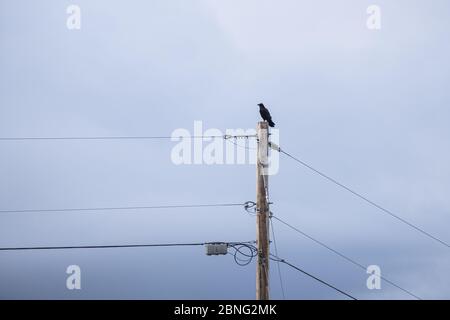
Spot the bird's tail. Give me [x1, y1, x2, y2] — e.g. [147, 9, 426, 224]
[268, 120, 275, 127]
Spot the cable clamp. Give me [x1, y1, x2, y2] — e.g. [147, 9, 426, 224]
[268, 142, 281, 152]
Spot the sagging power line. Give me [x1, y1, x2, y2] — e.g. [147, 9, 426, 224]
[271, 145, 450, 249]
[269, 253, 357, 300]
[0, 238, 355, 300]
[270, 214, 421, 300]
[0, 241, 257, 252]
[0, 202, 249, 214]
[0, 134, 257, 141]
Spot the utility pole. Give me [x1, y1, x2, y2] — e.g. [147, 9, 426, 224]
[256, 121, 270, 300]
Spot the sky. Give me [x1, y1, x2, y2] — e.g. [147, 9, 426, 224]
[0, 0, 449, 299]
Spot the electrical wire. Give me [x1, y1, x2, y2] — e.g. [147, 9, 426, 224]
[270, 217, 286, 299]
[0, 202, 247, 214]
[278, 148, 450, 249]
[227, 241, 355, 300]
[271, 214, 421, 300]
[243, 201, 257, 216]
[0, 241, 256, 252]
[269, 253, 357, 300]
[0, 135, 257, 141]
[0, 136, 209, 141]
[228, 243, 258, 266]
[0, 242, 206, 251]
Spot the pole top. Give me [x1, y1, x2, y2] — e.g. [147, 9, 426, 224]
[258, 121, 269, 128]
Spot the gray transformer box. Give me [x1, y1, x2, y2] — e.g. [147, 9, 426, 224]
[205, 243, 228, 255]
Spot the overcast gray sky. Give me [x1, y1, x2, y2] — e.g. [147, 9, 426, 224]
[1, 0, 449, 299]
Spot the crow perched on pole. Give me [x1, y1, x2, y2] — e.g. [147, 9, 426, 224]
[258, 103, 275, 127]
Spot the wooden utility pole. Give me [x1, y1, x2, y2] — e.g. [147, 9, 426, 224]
[256, 121, 270, 300]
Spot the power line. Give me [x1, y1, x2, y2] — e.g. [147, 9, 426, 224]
[0, 241, 256, 252]
[228, 243, 259, 266]
[278, 148, 450, 249]
[271, 214, 421, 300]
[0, 135, 257, 141]
[0, 242, 206, 251]
[228, 241, 356, 300]
[269, 217, 286, 299]
[269, 253, 357, 300]
[0, 202, 246, 214]
[0, 136, 206, 141]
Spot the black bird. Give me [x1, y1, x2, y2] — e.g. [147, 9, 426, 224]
[258, 103, 275, 127]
